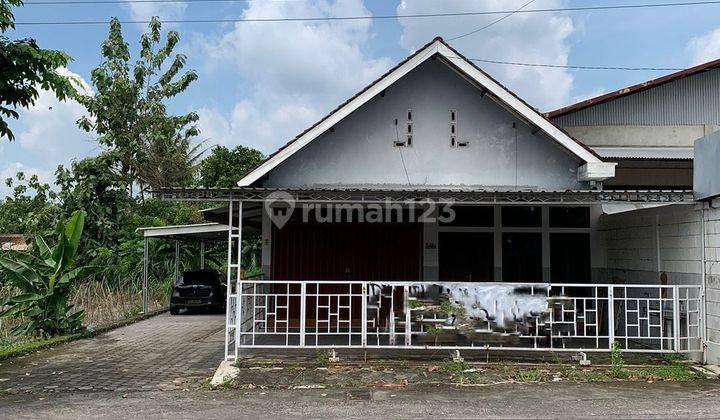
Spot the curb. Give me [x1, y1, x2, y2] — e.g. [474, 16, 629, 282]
[0, 307, 168, 361]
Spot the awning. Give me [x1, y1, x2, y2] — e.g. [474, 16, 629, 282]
[592, 147, 693, 160]
[136, 223, 229, 242]
[156, 187, 695, 205]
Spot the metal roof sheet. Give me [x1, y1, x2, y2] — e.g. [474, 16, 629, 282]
[592, 147, 693, 160]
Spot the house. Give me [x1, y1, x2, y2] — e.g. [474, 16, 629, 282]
[159, 37, 712, 362]
[0, 234, 28, 251]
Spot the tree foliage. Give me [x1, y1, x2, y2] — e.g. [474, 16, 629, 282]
[0, 0, 76, 141]
[199, 145, 264, 188]
[0, 211, 96, 337]
[76, 17, 201, 195]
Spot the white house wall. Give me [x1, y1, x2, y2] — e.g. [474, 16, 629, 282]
[702, 201, 720, 363]
[262, 59, 584, 190]
[599, 204, 702, 286]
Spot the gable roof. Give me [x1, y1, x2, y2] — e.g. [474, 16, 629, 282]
[546, 58, 720, 119]
[238, 37, 607, 187]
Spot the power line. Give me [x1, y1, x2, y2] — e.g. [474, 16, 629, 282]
[466, 57, 684, 71]
[14, 0, 720, 25]
[448, 0, 536, 41]
[24, 0, 297, 4]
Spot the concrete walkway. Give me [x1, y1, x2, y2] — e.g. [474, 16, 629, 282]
[0, 313, 225, 394]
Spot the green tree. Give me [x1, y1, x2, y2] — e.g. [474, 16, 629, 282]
[76, 16, 201, 197]
[199, 145, 264, 188]
[0, 0, 76, 141]
[0, 211, 96, 337]
[0, 172, 60, 237]
[55, 152, 136, 252]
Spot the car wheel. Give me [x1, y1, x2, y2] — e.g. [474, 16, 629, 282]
[170, 307, 180, 315]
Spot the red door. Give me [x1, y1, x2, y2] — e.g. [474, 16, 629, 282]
[272, 222, 422, 281]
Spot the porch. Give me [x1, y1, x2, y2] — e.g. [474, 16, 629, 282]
[158, 187, 702, 360]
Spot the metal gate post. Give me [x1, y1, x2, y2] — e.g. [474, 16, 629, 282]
[608, 285, 615, 349]
[404, 285, 411, 346]
[235, 201, 243, 360]
[174, 240, 180, 281]
[200, 241, 205, 269]
[224, 199, 234, 360]
[361, 283, 367, 348]
[674, 285, 681, 352]
[300, 282, 306, 347]
[142, 237, 149, 314]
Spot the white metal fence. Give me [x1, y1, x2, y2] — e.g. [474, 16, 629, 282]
[224, 281, 702, 360]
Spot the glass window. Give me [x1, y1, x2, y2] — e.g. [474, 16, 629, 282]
[502, 232, 542, 282]
[439, 232, 493, 281]
[550, 233, 591, 282]
[440, 206, 493, 227]
[549, 207, 590, 228]
[501, 206, 541, 228]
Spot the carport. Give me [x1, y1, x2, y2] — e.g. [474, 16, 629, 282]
[136, 223, 230, 313]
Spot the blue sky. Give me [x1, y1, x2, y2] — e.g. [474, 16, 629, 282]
[3, 0, 720, 195]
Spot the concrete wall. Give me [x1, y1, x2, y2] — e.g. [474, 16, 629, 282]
[599, 204, 702, 286]
[694, 130, 720, 200]
[703, 200, 720, 363]
[562, 125, 719, 148]
[263, 59, 585, 190]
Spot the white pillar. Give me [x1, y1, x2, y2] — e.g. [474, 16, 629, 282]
[200, 242, 205, 269]
[235, 201, 243, 360]
[143, 237, 149, 313]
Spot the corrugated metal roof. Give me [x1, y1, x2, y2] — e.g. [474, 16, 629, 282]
[592, 147, 693, 160]
[546, 57, 720, 121]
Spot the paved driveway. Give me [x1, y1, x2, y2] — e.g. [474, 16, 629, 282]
[0, 313, 225, 394]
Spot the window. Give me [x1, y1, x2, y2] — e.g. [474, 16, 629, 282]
[502, 233, 542, 282]
[440, 206, 493, 227]
[501, 206, 542, 227]
[450, 109, 457, 147]
[549, 207, 590, 228]
[439, 232, 494, 281]
[550, 233, 590, 282]
[406, 109, 413, 147]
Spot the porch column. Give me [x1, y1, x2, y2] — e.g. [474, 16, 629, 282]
[262, 210, 272, 279]
[142, 237, 149, 313]
[174, 240, 180, 281]
[542, 207, 551, 282]
[234, 201, 243, 360]
[423, 206, 439, 281]
[200, 241, 205, 269]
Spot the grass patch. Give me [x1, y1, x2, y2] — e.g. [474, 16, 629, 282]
[438, 359, 470, 373]
[0, 334, 81, 360]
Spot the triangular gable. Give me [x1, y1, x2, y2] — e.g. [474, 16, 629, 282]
[238, 37, 614, 187]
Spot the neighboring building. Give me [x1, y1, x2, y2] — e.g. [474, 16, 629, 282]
[159, 38, 713, 363]
[0, 234, 28, 251]
[547, 59, 720, 190]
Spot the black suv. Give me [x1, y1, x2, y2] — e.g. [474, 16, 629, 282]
[170, 269, 226, 315]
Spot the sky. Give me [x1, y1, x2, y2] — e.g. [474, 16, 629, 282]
[2, 0, 720, 195]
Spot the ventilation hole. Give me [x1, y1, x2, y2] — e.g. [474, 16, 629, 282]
[451, 124, 456, 134]
[450, 110, 456, 121]
[407, 110, 412, 121]
[407, 124, 412, 134]
[407, 135, 413, 146]
[451, 137, 456, 147]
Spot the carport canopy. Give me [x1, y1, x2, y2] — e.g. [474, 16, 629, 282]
[136, 223, 230, 314]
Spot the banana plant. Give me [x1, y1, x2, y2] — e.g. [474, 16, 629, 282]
[0, 210, 98, 337]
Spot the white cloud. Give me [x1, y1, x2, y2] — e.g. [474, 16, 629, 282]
[687, 28, 720, 65]
[195, 0, 391, 153]
[14, 68, 96, 166]
[124, 2, 186, 22]
[197, 102, 316, 152]
[397, 0, 575, 111]
[0, 162, 55, 197]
